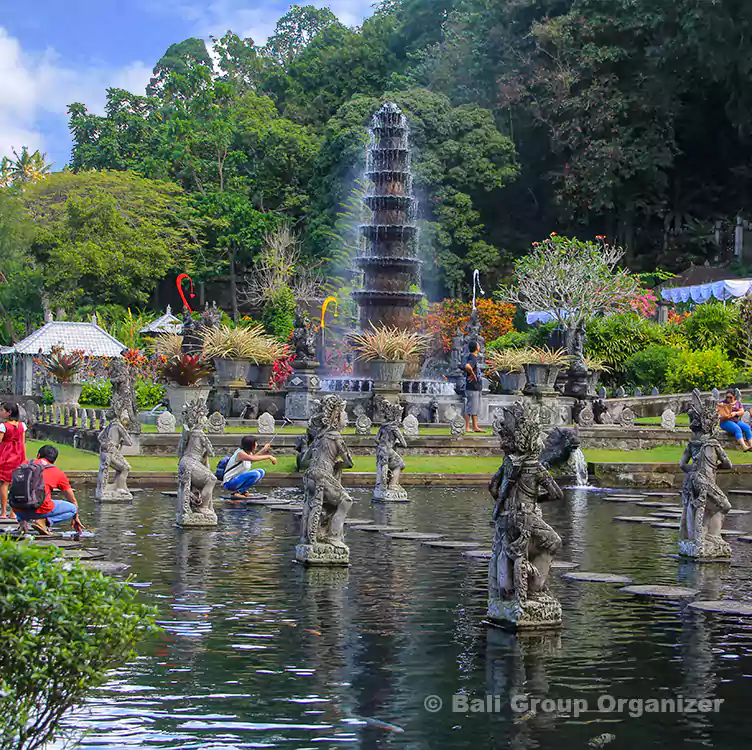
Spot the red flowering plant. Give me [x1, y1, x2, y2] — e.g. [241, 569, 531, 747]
[270, 353, 295, 389]
[156, 353, 212, 386]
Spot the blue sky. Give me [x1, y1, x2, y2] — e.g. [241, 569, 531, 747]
[0, 1, 376, 168]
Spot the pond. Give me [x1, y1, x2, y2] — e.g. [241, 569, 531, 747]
[59, 484, 752, 749]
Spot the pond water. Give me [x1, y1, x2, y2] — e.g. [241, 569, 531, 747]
[59, 484, 752, 750]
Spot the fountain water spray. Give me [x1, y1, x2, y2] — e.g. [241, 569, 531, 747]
[472, 269, 484, 311]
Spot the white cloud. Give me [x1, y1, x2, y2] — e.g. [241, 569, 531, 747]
[0, 26, 151, 163]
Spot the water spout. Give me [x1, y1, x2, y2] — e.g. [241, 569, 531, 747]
[568, 447, 589, 488]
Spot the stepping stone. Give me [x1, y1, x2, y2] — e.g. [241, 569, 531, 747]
[649, 512, 683, 520]
[348, 525, 407, 533]
[645, 492, 680, 497]
[78, 561, 131, 575]
[462, 549, 492, 559]
[637, 501, 674, 508]
[650, 522, 680, 529]
[728, 509, 751, 516]
[344, 518, 375, 526]
[551, 561, 580, 570]
[267, 504, 304, 512]
[29, 538, 83, 548]
[737, 536, 752, 543]
[60, 548, 104, 560]
[729, 489, 752, 495]
[603, 497, 642, 504]
[562, 572, 633, 584]
[222, 494, 269, 502]
[688, 600, 752, 616]
[721, 530, 744, 536]
[422, 540, 483, 550]
[613, 516, 653, 523]
[620, 585, 698, 599]
[160, 491, 178, 497]
[385, 532, 444, 541]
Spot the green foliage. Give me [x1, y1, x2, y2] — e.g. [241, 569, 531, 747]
[624, 345, 678, 389]
[666, 349, 738, 393]
[529, 321, 558, 348]
[80, 379, 112, 407]
[41, 387, 53, 406]
[682, 302, 742, 359]
[0, 539, 158, 750]
[263, 285, 297, 341]
[135, 380, 166, 409]
[487, 330, 531, 351]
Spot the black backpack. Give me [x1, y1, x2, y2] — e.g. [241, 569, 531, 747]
[9, 462, 51, 512]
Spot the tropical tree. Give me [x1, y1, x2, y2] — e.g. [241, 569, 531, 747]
[0, 147, 52, 187]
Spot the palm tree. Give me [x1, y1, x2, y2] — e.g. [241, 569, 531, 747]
[7, 147, 53, 185]
[0, 156, 12, 189]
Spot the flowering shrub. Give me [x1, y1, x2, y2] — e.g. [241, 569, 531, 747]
[665, 349, 738, 393]
[668, 309, 690, 324]
[630, 289, 658, 318]
[270, 354, 295, 390]
[413, 299, 515, 353]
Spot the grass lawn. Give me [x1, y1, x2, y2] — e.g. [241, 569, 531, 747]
[635, 414, 690, 426]
[585, 445, 752, 464]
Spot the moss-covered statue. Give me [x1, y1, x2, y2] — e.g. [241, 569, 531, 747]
[176, 399, 218, 527]
[297, 395, 353, 566]
[372, 401, 408, 502]
[679, 389, 732, 560]
[488, 402, 563, 630]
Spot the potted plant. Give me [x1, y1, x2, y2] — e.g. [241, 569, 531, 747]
[519, 347, 568, 395]
[583, 356, 610, 392]
[349, 325, 429, 384]
[485, 350, 528, 395]
[156, 352, 212, 424]
[36, 346, 85, 405]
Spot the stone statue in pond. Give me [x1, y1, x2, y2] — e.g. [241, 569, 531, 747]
[488, 402, 564, 630]
[297, 395, 353, 565]
[95, 410, 133, 502]
[679, 389, 732, 560]
[373, 401, 408, 502]
[109, 358, 141, 434]
[292, 308, 318, 363]
[295, 398, 322, 472]
[176, 399, 218, 527]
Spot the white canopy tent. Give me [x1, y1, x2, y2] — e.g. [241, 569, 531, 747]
[660, 279, 752, 304]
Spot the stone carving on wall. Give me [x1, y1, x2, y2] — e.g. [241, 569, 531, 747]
[95, 411, 133, 502]
[176, 400, 218, 527]
[156, 410, 177, 433]
[242, 394, 260, 420]
[257, 412, 275, 434]
[573, 402, 594, 427]
[679, 389, 732, 560]
[297, 395, 353, 565]
[450, 416, 466, 436]
[661, 408, 677, 431]
[618, 407, 636, 427]
[355, 414, 372, 436]
[540, 427, 581, 472]
[373, 401, 408, 502]
[488, 403, 564, 630]
[429, 397, 440, 424]
[207, 411, 227, 433]
[402, 413, 419, 438]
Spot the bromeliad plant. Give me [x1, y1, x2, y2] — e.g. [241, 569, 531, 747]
[34, 346, 85, 383]
[156, 353, 212, 387]
[349, 324, 429, 362]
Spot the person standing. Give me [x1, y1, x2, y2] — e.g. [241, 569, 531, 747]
[463, 340, 484, 433]
[0, 402, 27, 518]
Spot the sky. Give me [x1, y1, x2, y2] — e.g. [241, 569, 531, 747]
[0, 0, 376, 169]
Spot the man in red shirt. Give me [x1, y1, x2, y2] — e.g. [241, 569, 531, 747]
[15, 445, 84, 535]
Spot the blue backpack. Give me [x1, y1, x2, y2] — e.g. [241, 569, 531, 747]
[215, 456, 231, 480]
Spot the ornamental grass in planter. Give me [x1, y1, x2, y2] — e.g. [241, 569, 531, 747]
[485, 349, 528, 395]
[518, 347, 567, 394]
[349, 325, 429, 383]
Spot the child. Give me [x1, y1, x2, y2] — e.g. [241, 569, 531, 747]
[0, 402, 27, 518]
[222, 436, 277, 497]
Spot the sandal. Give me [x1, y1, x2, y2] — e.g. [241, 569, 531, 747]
[32, 519, 52, 536]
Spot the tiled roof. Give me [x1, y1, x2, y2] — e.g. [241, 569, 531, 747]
[3, 322, 126, 357]
[139, 306, 182, 334]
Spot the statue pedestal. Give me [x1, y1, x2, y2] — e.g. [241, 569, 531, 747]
[295, 542, 350, 566]
[564, 367, 590, 399]
[679, 538, 732, 561]
[487, 594, 562, 631]
[176, 508, 218, 527]
[285, 361, 321, 421]
[96, 487, 133, 503]
[372, 486, 408, 503]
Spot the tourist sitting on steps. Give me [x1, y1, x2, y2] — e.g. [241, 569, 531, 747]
[220, 437, 277, 498]
[464, 339, 485, 433]
[718, 390, 752, 451]
[10, 444, 85, 536]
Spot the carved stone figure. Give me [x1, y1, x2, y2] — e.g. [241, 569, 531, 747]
[592, 399, 611, 425]
[258, 412, 275, 434]
[573, 401, 594, 427]
[615, 386, 626, 398]
[201, 301, 222, 328]
[402, 413, 419, 437]
[216, 390, 231, 417]
[429, 397, 440, 424]
[679, 390, 732, 560]
[661, 408, 677, 431]
[450, 327, 464, 372]
[95, 411, 133, 502]
[109, 358, 141, 434]
[450, 416, 466, 436]
[180, 311, 203, 356]
[156, 410, 177, 433]
[296, 399, 323, 472]
[488, 403, 564, 630]
[242, 394, 260, 420]
[207, 411, 227, 433]
[619, 407, 636, 427]
[564, 324, 588, 398]
[297, 395, 354, 565]
[540, 427, 581, 472]
[373, 402, 408, 502]
[292, 308, 318, 363]
[355, 414, 372, 435]
[176, 400, 218, 527]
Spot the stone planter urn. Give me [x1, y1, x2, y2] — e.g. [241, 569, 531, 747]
[166, 385, 211, 426]
[498, 370, 527, 395]
[213, 358, 250, 386]
[247, 363, 274, 389]
[523, 364, 560, 395]
[370, 360, 406, 385]
[51, 382, 83, 406]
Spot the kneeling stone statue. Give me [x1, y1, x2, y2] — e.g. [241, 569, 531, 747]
[297, 395, 353, 566]
[176, 400, 218, 527]
[488, 402, 564, 630]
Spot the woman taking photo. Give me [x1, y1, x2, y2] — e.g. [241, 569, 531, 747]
[0, 402, 27, 518]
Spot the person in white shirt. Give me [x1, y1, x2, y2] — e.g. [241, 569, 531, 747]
[222, 436, 277, 497]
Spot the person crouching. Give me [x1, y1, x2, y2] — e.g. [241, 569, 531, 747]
[222, 436, 277, 497]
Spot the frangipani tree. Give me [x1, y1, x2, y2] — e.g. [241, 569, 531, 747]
[497, 234, 643, 366]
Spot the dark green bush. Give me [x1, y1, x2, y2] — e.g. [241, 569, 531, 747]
[666, 348, 738, 392]
[624, 345, 678, 389]
[682, 302, 742, 359]
[487, 330, 531, 351]
[0, 540, 158, 750]
[79, 379, 112, 407]
[528, 321, 558, 348]
[262, 285, 296, 341]
[135, 380, 166, 409]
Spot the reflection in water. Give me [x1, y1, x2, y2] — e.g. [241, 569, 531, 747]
[51, 485, 752, 749]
